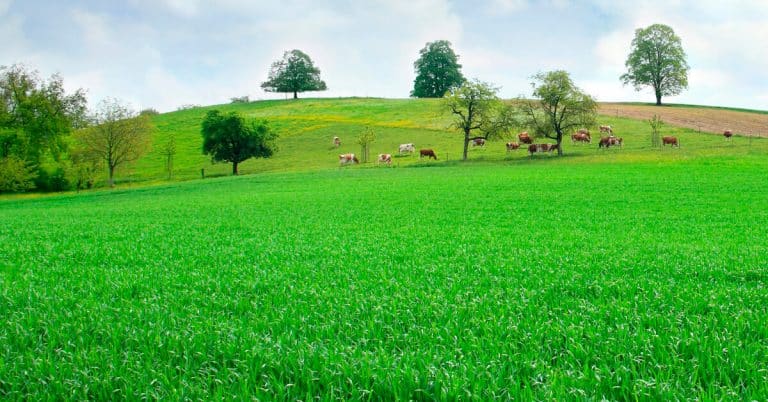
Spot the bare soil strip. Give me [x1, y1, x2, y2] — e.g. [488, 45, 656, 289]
[599, 103, 768, 137]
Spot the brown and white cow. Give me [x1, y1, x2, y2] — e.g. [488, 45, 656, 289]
[419, 149, 437, 160]
[333, 136, 341, 148]
[471, 138, 486, 147]
[599, 125, 613, 135]
[723, 129, 733, 140]
[377, 153, 392, 165]
[571, 132, 591, 144]
[339, 153, 359, 165]
[528, 143, 558, 156]
[505, 142, 520, 152]
[662, 136, 679, 147]
[518, 132, 533, 144]
[598, 136, 623, 148]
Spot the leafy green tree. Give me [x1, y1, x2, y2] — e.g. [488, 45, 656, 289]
[621, 24, 689, 106]
[0, 64, 87, 167]
[201, 110, 276, 175]
[412, 40, 465, 98]
[261, 50, 327, 99]
[357, 127, 376, 163]
[444, 79, 514, 161]
[74, 99, 153, 187]
[0, 155, 35, 193]
[516, 71, 597, 156]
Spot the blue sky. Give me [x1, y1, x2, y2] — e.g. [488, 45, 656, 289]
[2, 0, 767, 112]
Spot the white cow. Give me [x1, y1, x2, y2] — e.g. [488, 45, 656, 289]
[333, 136, 341, 148]
[398, 143, 415, 154]
[339, 153, 359, 165]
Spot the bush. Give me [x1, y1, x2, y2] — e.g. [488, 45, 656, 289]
[33, 166, 70, 192]
[140, 108, 160, 116]
[0, 156, 36, 193]
[230, 96, 250, 104]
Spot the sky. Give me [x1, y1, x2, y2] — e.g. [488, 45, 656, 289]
[2, 0, 767, 112]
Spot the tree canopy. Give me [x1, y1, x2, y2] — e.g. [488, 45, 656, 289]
[516, 70, 597, 155]
[201, 110, 276, 175]
[444, 79, 513, 160]
[621, 24, 689, 106]
[261, 50, 327, 99]
[412, 40, 465, 98]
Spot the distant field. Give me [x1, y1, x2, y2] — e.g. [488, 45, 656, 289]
[2, 157, 768, 399]
[114, 98, 768, 185]
[599, 102, 768, 138]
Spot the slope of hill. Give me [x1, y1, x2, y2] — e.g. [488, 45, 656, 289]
[119, 98, 766, 184]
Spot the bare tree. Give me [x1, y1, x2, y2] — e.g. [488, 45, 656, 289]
[75, 99, 152, 187]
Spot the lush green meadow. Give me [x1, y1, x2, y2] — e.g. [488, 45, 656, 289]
[2, 153, 768, 399]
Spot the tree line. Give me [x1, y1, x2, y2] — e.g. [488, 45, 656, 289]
[0, 23, 688, 192]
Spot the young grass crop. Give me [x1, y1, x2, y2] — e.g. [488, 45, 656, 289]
[2, 155, 768, 399]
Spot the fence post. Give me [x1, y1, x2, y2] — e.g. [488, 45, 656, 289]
[201, 168, 205, 179]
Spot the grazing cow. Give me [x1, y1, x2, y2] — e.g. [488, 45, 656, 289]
[399, 143, 416, 154]
[528, 143, 558, 156]
[518, 132, 533, 144]
[471, 138, 486, 147]
[571, 132, 591, 144]
[599, 125, 613, 135]
[599, 136, 623, 148]
[419, 149, 437, 160]
[723, 129, 733, 140]
[662, 136, 679, 147]
[333, 136, 341, 148]
[377, 153, 392, 165]
[505, 142, 520, 152]
[339, 153, 359, 165]
[577, 128, 590, 136]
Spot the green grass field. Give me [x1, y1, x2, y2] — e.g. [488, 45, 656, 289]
[2, 98, 768, 399]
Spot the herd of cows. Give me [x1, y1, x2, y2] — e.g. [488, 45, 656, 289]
[333, 127, 738, 166]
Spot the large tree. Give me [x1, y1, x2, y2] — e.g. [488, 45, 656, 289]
[621, 24, 689, 106]
[516, 71, 597, 156]
[261, 50, 327, 99]
[74, 99, 152, 187]
[444, 79, 514, 161]
[0, 64, 87, 183]
[412, 40, 465, 98]
[201, 110, 276, 175]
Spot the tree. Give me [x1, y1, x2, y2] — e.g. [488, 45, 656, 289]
[444, 79, 514, 161]
[516, 71, 597, 156]
[0, 155, 35, 193]
[201, 110, 276, 175]
[75, 99, 152, 187]
[261, 50, 327, 99]
[161, 133, 176, 180]
[648, 114, 664, 148]
[0, 64, 87, 170]
[411, 40, 465, 98]
[621, 24, 689, 106]
[357, 127, 376, 163]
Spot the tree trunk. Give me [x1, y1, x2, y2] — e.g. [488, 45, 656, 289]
[108, 165, 115, 188]
[293, 91, 298, 99]
[655, 88, 662, 106]
[462, 130, 470, 161]
[232, 161, 239, 175]
[556, 133, 563, 156]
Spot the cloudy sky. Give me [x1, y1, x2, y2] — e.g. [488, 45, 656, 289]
[2, 0, 767, 112]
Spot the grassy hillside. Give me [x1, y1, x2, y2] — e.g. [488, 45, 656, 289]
[2, 158, 768, 399]
[124, 98, 766, 184]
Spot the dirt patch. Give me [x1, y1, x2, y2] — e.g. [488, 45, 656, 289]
[599, 103, 768, 138]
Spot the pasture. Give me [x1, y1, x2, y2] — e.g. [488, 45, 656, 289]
[2, 153, 768, 399]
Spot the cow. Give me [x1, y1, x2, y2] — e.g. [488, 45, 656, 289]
[399, 143, 416, 154]
[333, 136, 341, 148]
[339, 153, 359, 165]
[505, 142, 520, 152]
[662, 136, 679, 147]
[577, 128, 590, 136]
[419, 149, 437, 160]
[723, 130, 733, 140]
[518, 132, 533, 144]
[599, 125, 613, 135]
[471, 138, 486, 147]
[599, 136, 623, 148]
[377, 153, 392, 165]
[571, 132, 591, 144]
[528, 143, 558, 156]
